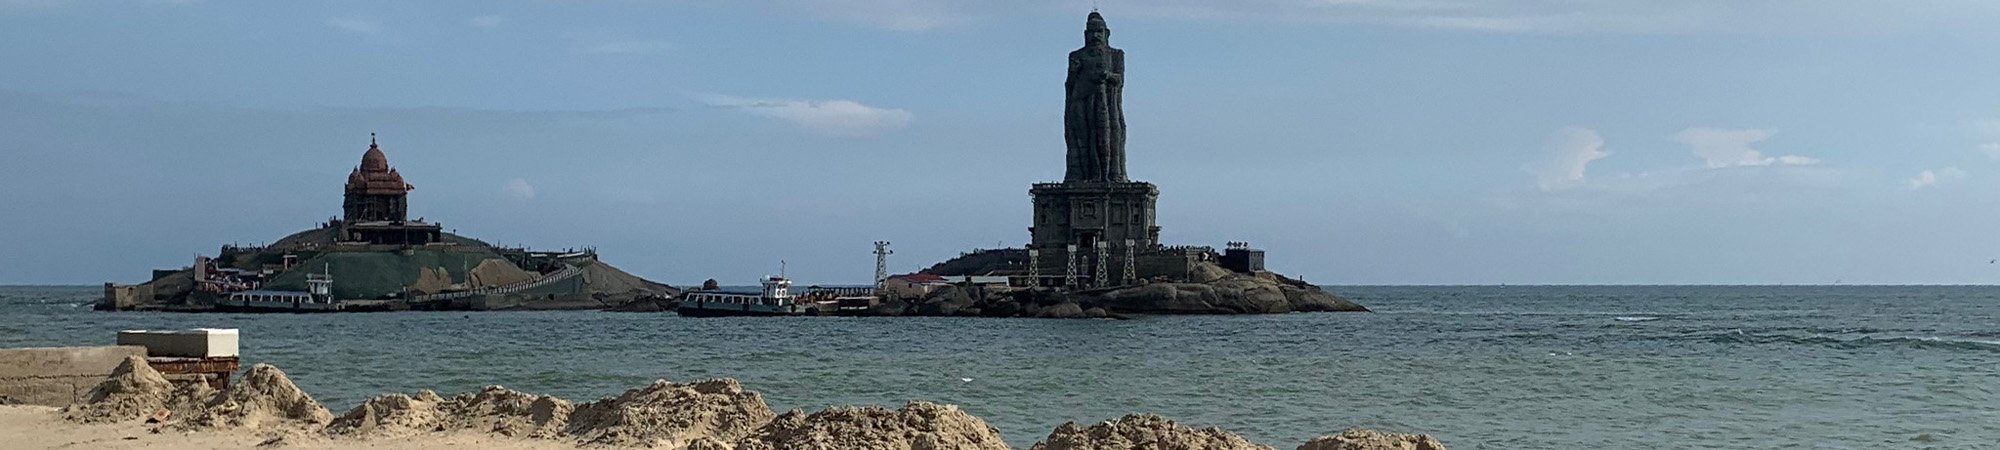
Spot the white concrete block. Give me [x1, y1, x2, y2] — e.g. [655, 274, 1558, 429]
[116, 328, 239, 358]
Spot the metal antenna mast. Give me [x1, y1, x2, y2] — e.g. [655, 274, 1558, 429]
[1123, 239, 1136, 286]
[1095, 241, 1109, 288]
[873, 241, 893, 289]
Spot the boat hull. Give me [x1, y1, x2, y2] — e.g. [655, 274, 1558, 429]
[675, 303, 801, 318]
[210, 301, 394, 313]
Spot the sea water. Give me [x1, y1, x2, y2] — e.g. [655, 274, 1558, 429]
[4, 285, 1997, 449]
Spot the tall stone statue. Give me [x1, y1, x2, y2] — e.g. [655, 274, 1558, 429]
[1064, 12, 1127, 183]
[1032, 11, 1160, 282]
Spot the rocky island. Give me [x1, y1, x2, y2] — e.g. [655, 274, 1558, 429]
[864, 13, 1365, 318]
[99, 136, 676, 313]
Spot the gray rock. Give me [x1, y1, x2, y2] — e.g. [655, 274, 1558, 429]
[916, 286, 977, 316]
[1283, 285, 1367, 312]
[982, 300, 1022, 317]
[1032, 414, 1272, 450]
[1088, 273, 1363, 314]
[1296, 429, 1447, 450]
[868, 299, 911, 317]
[1035, 302, 1087, 319]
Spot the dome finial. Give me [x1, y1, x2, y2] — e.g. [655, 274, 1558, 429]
[370, 132, 377, 148]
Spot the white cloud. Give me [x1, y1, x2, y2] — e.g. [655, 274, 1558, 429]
[1673, 127, 1818, 168]
[326, 17, 383, 36]
[1908, 167, 1967, 190]
[585, 40, 677, 55]
[1523, 127, 1609, 192]
[469, 15, 504, 28]
[1976, 119, 2000, 160]
[1512, 126, 1846, 211]
[706, 95, 914, 138]
[502, 178, 536, 200]
[1503, 164, 1846, 213]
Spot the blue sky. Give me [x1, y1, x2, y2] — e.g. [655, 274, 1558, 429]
[4, 0, 2000, 285]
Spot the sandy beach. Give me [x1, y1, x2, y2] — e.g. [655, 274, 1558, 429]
[0, 404, 573, 450]
[3, 355, 1446, 450]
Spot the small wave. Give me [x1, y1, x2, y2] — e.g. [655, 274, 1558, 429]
[1707, 332, 2000, 353]
[1614, 316, 1661, 322]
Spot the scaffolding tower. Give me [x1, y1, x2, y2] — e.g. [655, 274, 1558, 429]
[873, 241, 892, 290]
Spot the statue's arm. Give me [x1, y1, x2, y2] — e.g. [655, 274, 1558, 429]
[1108, 51, 1124, 85]
[1067, 53, 1082, 92]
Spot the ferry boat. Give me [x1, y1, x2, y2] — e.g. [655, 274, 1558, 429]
[676, 276, 803, 317]
[211, 268, 392, 313]
[214, 270, 342, 312]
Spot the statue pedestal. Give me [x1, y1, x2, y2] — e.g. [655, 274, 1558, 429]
[1029, 181, 1159, 287]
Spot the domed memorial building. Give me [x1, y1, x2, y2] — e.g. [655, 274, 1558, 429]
[337, 135, 441, 245]
[99, 135, 676, 312]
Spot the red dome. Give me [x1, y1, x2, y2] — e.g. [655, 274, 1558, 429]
[345, 136, 410, 195]
[360, 145, 390, 172]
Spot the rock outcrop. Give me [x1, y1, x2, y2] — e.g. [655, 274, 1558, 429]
[1031, 414, 1274, 450]
[1296, 429, 1448, 450]
[1087, 270, 1364, 315]
[914, 286, 979, 317]
[750, 401, 1011, 450]
[1034, 301, 1088, 319]
[871, 252, 1367, 317]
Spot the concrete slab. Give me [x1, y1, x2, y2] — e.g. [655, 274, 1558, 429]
[116, 329, 238, 358]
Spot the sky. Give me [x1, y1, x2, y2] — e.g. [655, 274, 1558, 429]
[4, 0, 2000, 286]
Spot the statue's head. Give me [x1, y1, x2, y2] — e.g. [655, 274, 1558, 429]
[1085, 12, 1109, 46]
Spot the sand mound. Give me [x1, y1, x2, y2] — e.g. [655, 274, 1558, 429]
[183, 364, 333, 430]
[331, 386, 572, 439]
[576, 260, 680, 298]
[61, 356, 174, 423]
[749, 401, 1011, 450]
[444, 386, 574, 438]
[328, 391, 445, 437]
[564, 379, 776, 448]
[1296, 430, 1448, 450]
[469, 259, 536, 288]
[50, 367, 1451, 450]
[1031, 414, 1274, 450]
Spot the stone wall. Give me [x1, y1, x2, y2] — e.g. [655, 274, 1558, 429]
[0, 346, 148, 406]
[99, 283, 152, 311]
[1133, 247, 1219, 282]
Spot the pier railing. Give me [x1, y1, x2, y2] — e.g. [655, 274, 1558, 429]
[414, 265, 584, 302]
